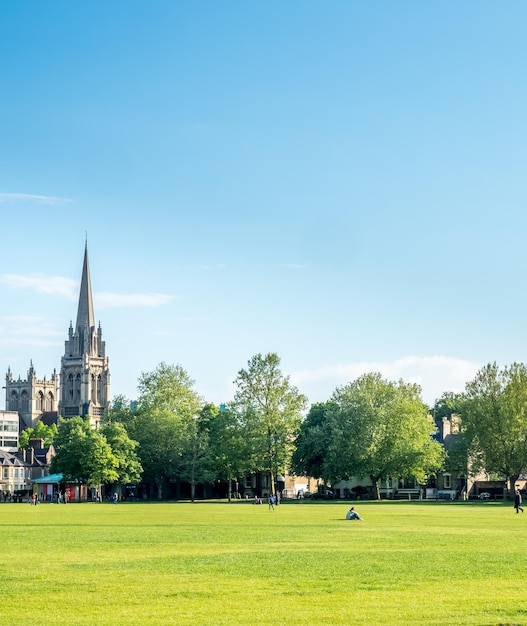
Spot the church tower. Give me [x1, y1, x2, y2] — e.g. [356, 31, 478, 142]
[58, 243, 110, 428]
[5, 362, 58, 429]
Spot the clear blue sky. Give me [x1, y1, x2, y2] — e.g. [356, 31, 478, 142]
[1, 2, 526, 408]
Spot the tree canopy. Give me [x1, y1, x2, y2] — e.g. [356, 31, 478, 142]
[321, 373, 444, 498]
[233, 353, 307, 494]
[461, 362, 527, 496]
[50, 417, 118, 487]
[132, 362, 203, 499]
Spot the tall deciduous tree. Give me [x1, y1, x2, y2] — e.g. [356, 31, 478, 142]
[133, 362, 202, 499]
[178, 406, 215, 502]
[328, 373, 444, 499]
[291, 401, 336, 483]
[233, 353, 307, 495]
[461, 362, 527, 497]
[206, 403, 247, 501]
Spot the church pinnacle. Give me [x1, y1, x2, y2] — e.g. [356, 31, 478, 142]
[76, 241, 95, 333]
[58, 242, 110, 426]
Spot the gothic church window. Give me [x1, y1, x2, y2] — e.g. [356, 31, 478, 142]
[21, 391, 29, 411]
[9, 392, 18, 411]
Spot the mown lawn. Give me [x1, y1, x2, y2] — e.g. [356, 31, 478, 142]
[1, 500, 525, 625]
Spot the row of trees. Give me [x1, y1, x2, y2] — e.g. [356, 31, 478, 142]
[47, 354, 307, 500]
[30, 354, 527, 500]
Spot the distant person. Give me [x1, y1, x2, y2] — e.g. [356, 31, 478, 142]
[346, 506, 363, 521]
[514, 490, 524, 514]
[268, 494, 275, 510]
[113, 492, 118, 505]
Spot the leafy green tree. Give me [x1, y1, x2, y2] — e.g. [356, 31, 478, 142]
[206, 403, 247, 501]
[19, 421, 58, 448]
[431, 391, 464, 426]
[99, 421, 143, 498]
[233, 353, 307, 495]
[328, 373, 445, 499]
[291, 401, 335, 483]
[50, 417, 118, 489]
[461, 362, 527, 497]
[104, 394, 137, 431]
[133, 362, 203, 499]
[179, 406, 215, 502]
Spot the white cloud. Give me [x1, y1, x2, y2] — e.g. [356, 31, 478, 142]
[95, 292, 174, 308]
[0, 274, 78, 300]
[291, 356, 481, 406]
[0, 315, 63, 347]
[0, 275, 173, 309]
[0, 193, 72, 205]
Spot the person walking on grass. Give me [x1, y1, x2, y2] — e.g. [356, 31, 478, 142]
[514, 489, 524, 514]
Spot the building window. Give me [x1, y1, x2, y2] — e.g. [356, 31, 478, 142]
[10, 392, 19, 411]
[444, 474, 452, 489]
[21, 391, 29, 411]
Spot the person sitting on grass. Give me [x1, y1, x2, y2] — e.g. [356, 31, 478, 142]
[346, 506, 363, 521]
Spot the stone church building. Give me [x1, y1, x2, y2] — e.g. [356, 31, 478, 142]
[4, 243, 110, 430]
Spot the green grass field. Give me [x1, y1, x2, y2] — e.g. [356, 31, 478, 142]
[2, 500, 526, 625]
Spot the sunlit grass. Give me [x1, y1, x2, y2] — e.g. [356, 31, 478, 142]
[2, 500, 525, 625]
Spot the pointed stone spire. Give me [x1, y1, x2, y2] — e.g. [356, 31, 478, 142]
[75, 240, 95, 332]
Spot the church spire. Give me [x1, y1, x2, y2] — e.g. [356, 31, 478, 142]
[75, 240, 95, 331]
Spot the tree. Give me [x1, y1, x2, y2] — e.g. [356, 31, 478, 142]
[19, 421, 58, 448]
[50, 417, 118, 490]
[461, 362, 527, 497]
[328, 373, 444, 499]
[99, 421, 143, 498]
[133, 362, 203, 499]
[178, 406, 215, 502]
[291, 401, 336, 483]
[233, 353, 308, 495]
[206, 403, 248, 501]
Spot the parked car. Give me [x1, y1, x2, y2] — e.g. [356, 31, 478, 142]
[479, 492, 491, 500]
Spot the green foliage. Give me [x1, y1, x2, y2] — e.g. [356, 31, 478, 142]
[233, 353, 308, 491]
[18, 421, 58, 448]
[178, 406, 216, 501]
[136, 362, 202, 413]
[327, 373, 444, 496]
[205, 403, 247, 500]
[50, 417, 118, 486]
[99, 421, 143, 486]
[132, 362, 203, 498]
[291, 401, 336, 481]
[461, 362, 527, 493]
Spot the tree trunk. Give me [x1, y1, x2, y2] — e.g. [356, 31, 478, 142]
[227, 475, 232, 502]
[371, 475, 381, 500]
[156, 479, 163, 500]
[508, 475, 520, 500]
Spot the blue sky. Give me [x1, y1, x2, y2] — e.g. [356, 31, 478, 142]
[1, 2, 526, 408]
